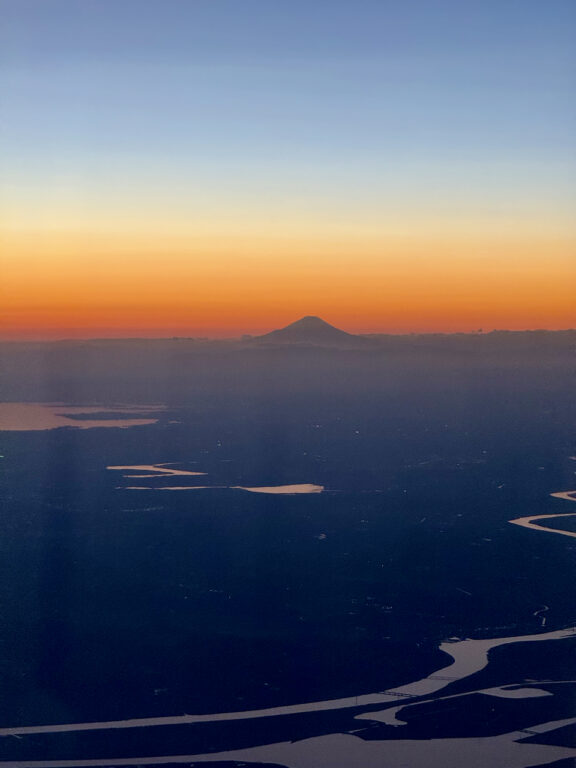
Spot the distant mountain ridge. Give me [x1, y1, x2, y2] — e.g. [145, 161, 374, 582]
[252, 316, 366, 347]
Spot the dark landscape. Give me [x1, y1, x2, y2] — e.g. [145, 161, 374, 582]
[0, 319, 575, 766]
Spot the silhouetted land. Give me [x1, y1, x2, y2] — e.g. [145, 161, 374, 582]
[0, 323, 575, 764]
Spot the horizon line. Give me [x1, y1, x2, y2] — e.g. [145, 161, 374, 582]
[1, 326, 575, 343]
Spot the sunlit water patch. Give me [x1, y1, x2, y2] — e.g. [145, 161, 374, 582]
[482, 685, 553, 699]
[118, 483, 324, 494]
[509, 489, 576, 539]
[108, 465, 323, 494]
[107, 464, 206, 478]
[123, 486, 214, 491]
[0, 403, 164, 431]
[234, 484, 324, 494]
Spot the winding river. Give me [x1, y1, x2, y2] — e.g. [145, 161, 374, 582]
[2, 480, 576, 767]
[509, 489, 576, 539]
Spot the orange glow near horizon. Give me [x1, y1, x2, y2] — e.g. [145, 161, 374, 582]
[2, 224, 575, 340]
[3, 0, 575, 342]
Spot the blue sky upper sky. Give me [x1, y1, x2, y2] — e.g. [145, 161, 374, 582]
[3, 0, 574, 213]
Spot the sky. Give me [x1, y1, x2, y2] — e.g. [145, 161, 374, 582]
[1, 0, 575, 338]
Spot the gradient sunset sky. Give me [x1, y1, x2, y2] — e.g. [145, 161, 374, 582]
[1, 0, 575, 339]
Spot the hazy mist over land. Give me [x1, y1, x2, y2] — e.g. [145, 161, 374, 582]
[1, 318, 574, 404]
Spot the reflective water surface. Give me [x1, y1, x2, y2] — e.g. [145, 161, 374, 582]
[1, 338, 575, 766]
[0, 403, 163, 431]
